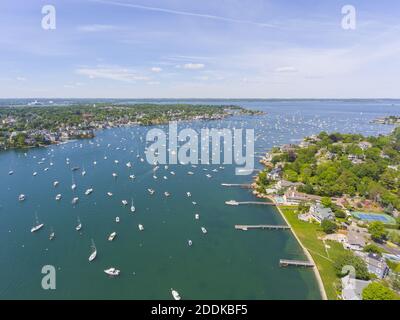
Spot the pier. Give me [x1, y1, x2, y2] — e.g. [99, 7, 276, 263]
[235, 225, 290, 231]
[225, 200, 276, 206]
[279, 259, 315, 268]
[221, 183, 252, 188]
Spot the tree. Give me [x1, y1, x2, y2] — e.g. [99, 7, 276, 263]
[334, 251, 370, 280]
[368, 221, 388, 242]
[321, 197, 332, 208]
[362, 282, 399, 300]
[363, 244, 383, 256]
[321, 219, 337, 234]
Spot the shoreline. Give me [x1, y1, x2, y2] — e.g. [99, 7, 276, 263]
[264, 194, 328, 300]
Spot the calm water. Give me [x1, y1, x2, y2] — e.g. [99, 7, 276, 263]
[0, 100, 398, 299]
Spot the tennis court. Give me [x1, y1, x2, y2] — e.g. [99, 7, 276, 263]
[352, 211, 396, 225]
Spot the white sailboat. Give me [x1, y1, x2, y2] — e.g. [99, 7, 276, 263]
[31, 214, 44, 233]
[88, 239, 97, 262]
[49, 227, 55, 240]
[76, 217, 82, 231]
[171, 288, 181, 300]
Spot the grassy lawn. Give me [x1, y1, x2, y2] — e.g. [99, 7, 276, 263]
[279, 206, 348, 300]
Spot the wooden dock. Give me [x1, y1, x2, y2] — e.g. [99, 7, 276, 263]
[235, 225, 290, 231]
[279, 259, 315, 268]
[235, 201, 276, 206]
[221, 183, 252, 188]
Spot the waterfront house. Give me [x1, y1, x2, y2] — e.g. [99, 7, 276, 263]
[283, 189, 321, 205]
[345, 227, 366, 251]
[358, 141, 372, 151]
[276, 179, 304, 190]
[355, 252, 390, 279]
[309, 203, 334, 223]
[341, 275, 371, 300]
[267, 167, 282, 181]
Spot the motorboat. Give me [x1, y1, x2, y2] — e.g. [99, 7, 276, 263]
[19, 194, 26, 201]
[186, 192, 191, 197]
[115, 217, 120, 223]
[201, 227, 207, 234]
[138, 224, 144, 231]
[85, 188, 93, 195]
[188, 240, 193, 246]
[225, 200, 239, 206]
[72, 197, 79, 205]
[108, 232, 117, 241]
[104, 268, 120, 276]
[55, 194, 62, 201]
[107, 192, 113, 197]
[164, 192, 170, 197]
[31, 223, 44, 233]
[195, 214, 200, 220]
[147, 189, 155, 195]
[130, 200, 135, 212]
[53, 181, 59, 187]
[121, 200, 128, 206]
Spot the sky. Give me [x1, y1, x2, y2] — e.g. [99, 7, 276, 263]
[0, 0, 400, 99]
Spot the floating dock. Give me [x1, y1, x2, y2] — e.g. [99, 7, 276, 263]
[235, 225, 290, 231]
[225, 200, 276, 206]
[279, 259, 315, 268]
[221, 183, 252, 188]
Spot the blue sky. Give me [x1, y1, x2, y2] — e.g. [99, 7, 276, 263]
[0, 0, 399, 98]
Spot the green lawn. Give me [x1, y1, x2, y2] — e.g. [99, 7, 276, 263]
[279, 206, 348, 300]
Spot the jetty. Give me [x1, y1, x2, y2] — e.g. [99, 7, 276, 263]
[221, 183, 252, 188]
[225, 200, 276, 206]
[235, 225, 290, 231]
[279, 259, 315, 268]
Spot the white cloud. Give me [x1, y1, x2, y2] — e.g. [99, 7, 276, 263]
[147, 81, 160, 85]
[16, 77, 27, 81]
[183, 63, 205, 70]
[151, 67, 162, 72]
[76, 66, 149, 82]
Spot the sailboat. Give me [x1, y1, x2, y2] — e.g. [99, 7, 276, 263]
[81, 166, 86, 176]
[171, 288, 181, 300]
[76, 217, 82, 231]
[31, 214, 44, 233]
[130, 199, 135, 213]
[49, 227, 55, 240]
[88, 239, 97, 262]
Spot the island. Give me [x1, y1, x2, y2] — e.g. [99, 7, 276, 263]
[254, 128, 400, 300]
[0, 103, 263, 150]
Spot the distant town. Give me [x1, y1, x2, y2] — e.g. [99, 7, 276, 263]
[254, 128, 400, 300]
[0, 103, 262, 151]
